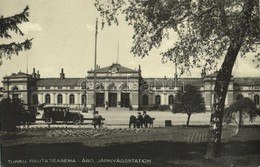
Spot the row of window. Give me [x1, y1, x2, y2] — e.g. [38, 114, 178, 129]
[144, 94, 260, 106]
[45, 86, 75, 90]
[142, 95, 174, 105]
[32, 94, 87, 105]
[32, 93, 260, 106]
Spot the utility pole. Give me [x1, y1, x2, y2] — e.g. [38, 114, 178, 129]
[93, 18, 98, 114]
[174, 61, 178, 92]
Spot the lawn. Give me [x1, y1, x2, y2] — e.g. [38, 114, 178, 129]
[1, 125, 260, 167]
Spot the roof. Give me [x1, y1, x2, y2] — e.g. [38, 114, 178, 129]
[4, 72, 32, 78]
[234, 78, 260, 86]
[36, 78, 83, 86]
[142, 78, 203, 87]
[88, 63, 139, 74]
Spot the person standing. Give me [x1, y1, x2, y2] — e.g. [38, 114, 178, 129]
[136, 112, 143, 128]
[93, 111, 102, 128]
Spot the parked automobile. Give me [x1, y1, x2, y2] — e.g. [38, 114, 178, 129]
[42, 106, 84, 124]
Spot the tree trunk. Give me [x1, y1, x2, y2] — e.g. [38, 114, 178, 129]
[186, 113, 191, 127]
[239, 110, 242, 128]
[205, 0, 254, 159]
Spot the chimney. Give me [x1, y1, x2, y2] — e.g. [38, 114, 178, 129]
[60, 68, 65, 79]
[32, 68, 37, 78]
[36, 70, 40, 79]
[138, 65, 141, 73]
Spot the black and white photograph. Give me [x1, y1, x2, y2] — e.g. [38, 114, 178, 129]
[0, 0, 260, 166]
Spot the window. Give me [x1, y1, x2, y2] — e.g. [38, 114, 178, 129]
[45, 86, 50, 89]
[12, 86, 18, 91]
[236, 94, 243, 101]
[142, 95, 149, 105]
[254, 95, 259, 105]
[69, 94, 75, 104]
[70, 86, 75, 89]
[155, 95, 161, 105]
[57, 94, 63, 104]
[82, 94, 87, 105]
[12, 94, 19, 100]
[57, 86, 62, 89]
[32, 94, 38, 105]
[168, 95, 174, 105]
[45, 94, 51, 104]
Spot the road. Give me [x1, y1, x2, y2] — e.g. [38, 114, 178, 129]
[31, 107, 260, 129]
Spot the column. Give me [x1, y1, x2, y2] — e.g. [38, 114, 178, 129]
[51, 93, 56, 105]
[64, 93, 68, 106]
[105, 91, 109, 105]
[77, 93, 80, 108]
[39, 93, 44, 104]
[117, 91, 121, 107]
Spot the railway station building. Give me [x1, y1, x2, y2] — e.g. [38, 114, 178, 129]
[1, 63, 260, 111]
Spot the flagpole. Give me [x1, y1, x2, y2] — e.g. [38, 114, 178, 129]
[117, 39, 119, 64]
[93, 18, 98, 114]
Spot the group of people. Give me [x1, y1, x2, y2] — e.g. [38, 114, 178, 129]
[93, 110, 155, 129]
[129, 111, 154, 128]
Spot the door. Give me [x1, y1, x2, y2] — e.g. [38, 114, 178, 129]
[109, 93, 117, 107]
[96, 93, 104, 107]
[121, 93, 130, 107]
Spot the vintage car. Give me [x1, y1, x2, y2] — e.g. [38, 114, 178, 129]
[42, 106, 84, 124]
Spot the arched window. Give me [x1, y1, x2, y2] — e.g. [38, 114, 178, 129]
[254, 95, 259, 105]
[69, 94, 75, 104]
[32, 94, 38, 105]
[108, 83, 117, 91]
[45, 94, 50, 104]
[82, 94, 87, 105]
[142, 95, 149, 105]
[168, 95, 174, 105]
[57, 94, 63, 104]
[236, 94, 243, 101]
[155, 95, 161, 105]
[12, 86, 18, 91]
[12, 86, 19, 100]
[119, 83, 129, 92]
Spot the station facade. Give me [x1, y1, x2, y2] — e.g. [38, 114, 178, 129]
[1, 63, 260, 111]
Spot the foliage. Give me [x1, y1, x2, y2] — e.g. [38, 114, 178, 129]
[0, 98, 16, 131]
[223, 97, 260, 127]
[95, 0, 260, 158]
[95, 0, 260, 74]
[0, 98, 36, 131]
[172, 84, 206, 126]
[0, 6, 32, 65]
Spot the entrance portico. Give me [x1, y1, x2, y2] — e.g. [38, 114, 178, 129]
[86, 63, 141, 110]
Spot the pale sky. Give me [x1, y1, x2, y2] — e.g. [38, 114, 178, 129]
[0, 0, 260, 86]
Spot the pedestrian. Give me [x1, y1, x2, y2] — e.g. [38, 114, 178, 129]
[143, 110, 151, 128]
[129, 115, 137, 128]
[93, 111, 102, 128]
[136, 112, 143, 128]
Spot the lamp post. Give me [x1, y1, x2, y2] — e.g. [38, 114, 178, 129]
[93, 18, 98, 114]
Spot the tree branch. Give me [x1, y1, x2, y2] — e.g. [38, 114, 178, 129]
[0, 6, 29, 39]
[0, 38, 33, 57]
